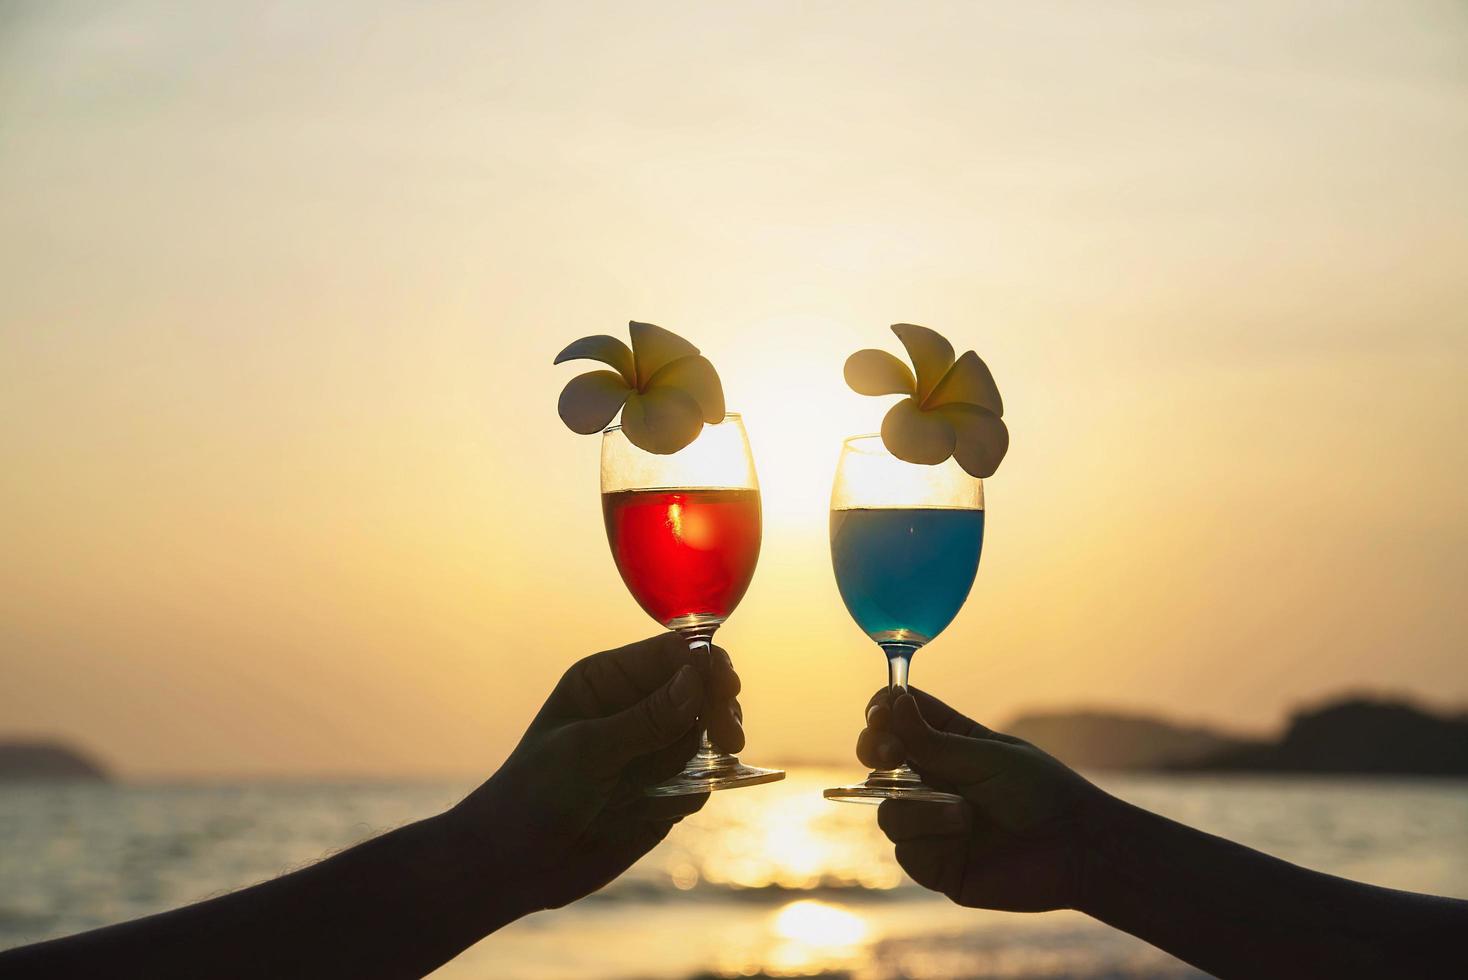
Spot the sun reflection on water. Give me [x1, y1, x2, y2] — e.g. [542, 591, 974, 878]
[709, 898, 875, 978]
[768, 899, 871, 974]
[774, 899, 869, 945]
[677, 772, 904, 892]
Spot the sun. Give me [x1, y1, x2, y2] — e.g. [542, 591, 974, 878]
[715, 315, 879, 534]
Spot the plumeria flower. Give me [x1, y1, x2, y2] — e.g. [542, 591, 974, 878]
[844, 323, 1009, 478]
[554, 321, 726, 455]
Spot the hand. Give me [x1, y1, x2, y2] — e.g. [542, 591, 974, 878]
[449, 633, 744, 914]
[859, 687, 1109, 912]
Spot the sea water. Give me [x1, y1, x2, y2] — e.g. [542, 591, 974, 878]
[5, 773, 1464, 979]
[830, 507, 985, 647]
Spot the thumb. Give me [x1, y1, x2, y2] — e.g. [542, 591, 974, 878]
[892, 692, 1009, 786]
[582, 664, 703, 769]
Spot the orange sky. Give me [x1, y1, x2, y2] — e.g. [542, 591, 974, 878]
[2, 1, 1466, 777]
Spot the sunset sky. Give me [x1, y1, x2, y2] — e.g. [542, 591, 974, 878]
[2, 1, 1465, 777]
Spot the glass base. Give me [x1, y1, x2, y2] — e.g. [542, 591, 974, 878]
[824, 764, 963, 805]
[645, 746, 785, 797]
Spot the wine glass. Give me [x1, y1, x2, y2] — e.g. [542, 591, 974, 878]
[824, 434, 985, 804]
[601, 413, 785, 796]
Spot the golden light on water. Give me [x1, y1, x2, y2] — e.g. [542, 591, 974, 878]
[686, 775, 904, 891]
[748, 795, 831, 888]
[707, 896, 876, 978]
[773, 900, 868, 945]
[767, 900, 871, 975]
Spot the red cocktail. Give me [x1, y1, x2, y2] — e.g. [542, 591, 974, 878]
[600, 413, 783, 795]
[602, 487, 761, 630]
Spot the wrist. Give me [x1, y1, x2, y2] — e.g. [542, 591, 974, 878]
[1072, 789, 1132, 917]
[428, 806, 538, 929]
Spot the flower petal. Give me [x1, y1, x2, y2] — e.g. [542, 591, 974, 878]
[553, 335, 636, 387]
[891, 323, 955, 403]
[844, 349, 916, 396]
[647, 354, 725, 424]
[925, 350, 1004, 416]
[558, 370, 633, 434]
[630, 321, 700, 389]
[881, 397, 956, 465]
[940, 404, 1009, 478]
[620, 387, 704, 455]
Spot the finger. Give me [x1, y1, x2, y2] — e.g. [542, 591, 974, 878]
[893, 837, 965, 898]
[703, 645, 744, 753]
[865, 687, 896, 724]
[892, 693, 1010, 785]
[705, 697, 745, 754]
[624, 726, 701, 788]
[580, 663, 703, 769]
[901, 687, 976, 734]
[562, 633, 693, 717]
[635, 792, 709, 823]
[866, 687, 1007, 741]
[708, 646, 741, 699]
[877, 799, 973, 842]
[904, 688, 1016, 742]
[856, 726, 903, 770]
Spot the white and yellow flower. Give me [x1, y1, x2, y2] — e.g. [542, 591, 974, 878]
[554, 321, 725, 455]
[844, 323, 1009, 478]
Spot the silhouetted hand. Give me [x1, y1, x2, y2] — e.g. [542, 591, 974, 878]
[857, 688, 1468, 978]
[859, 687, 1105, 912]
[449, 633, 744, 914]
[0, 633, 745, 980]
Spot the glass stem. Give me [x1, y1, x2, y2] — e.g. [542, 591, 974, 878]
[883, 642, 918, 692]
[680, 628, 722, 759]
[881, 642, 920, 778]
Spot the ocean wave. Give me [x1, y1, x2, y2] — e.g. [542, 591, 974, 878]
[588, 878, 918, 906]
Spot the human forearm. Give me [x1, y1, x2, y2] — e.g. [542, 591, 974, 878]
[0, 810, 527, 979]
[1079, 794, 1467, 978]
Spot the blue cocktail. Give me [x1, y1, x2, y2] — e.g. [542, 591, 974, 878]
[825, 436, 986, 804]
[831, 508, 984, 647]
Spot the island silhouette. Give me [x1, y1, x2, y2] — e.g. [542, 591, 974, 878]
[1006, 694, 1468, 776]
[0, 740, 110, 781]
[1179, 697, 1468, 776]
